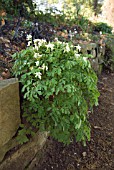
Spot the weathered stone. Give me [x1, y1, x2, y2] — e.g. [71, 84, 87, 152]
[97, 53, 103, 64]
[0, 78, 20, 151]
[0, 132, 48, 170]
[80, 43, 98, 57]
[0, 138, 18, 162]
[98, 46, 105, 56]
[90, 58, 99, 72]
[91, 49, 97, 58]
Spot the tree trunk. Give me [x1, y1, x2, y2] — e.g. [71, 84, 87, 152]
[102, 0, 114, 28]
[93, 0, 98, 16]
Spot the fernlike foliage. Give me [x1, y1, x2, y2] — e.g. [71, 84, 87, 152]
[13, 36, 100, 145]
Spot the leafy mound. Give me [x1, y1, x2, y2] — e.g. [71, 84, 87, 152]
[13, 38, 100, 145]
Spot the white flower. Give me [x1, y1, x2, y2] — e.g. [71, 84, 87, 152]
[46, 42, 54, 50]
[34, 44, 39, 50]
[35, 61, 39, 66]
[76, 44, 81, 51]
[35, 72, 42, 79]
[41, 64, 48, 71]
[70, 44, 74, 48]
[75, 53, 80, 58]
[34, 53, 38, 58]
[27, 34, 32, 41]
[27, 41, 31, 47]
[34, 39, 46, 43]
[45, 66, 48, 71]
[57, 40, 62, 44]
[66, 44, 70, 52]
[41, 39, 46, 43]
[64, 43, 70, 52]
[54, 37, 58, 41]
[33, 39, 40, 43]
[83, 57, 87, 62]
[34, 53, 42, 59]
[34, 39, 46, 48]
[42, 63, 45, 70]
[38, 41, 43, 47]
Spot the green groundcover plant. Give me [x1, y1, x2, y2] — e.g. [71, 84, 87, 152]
[94, 22, 112, 34]
[12, 36, 100, 145]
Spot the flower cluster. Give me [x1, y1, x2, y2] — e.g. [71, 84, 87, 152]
[27, 34, 81, 53]
[25, 36, 84, 80]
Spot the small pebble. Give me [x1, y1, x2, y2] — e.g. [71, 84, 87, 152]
[82, 152, 87, 157]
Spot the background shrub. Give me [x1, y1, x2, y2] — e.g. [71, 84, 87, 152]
[93, 22, 112, 34]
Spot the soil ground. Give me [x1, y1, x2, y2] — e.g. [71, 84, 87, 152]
[34, 71, 114, 170]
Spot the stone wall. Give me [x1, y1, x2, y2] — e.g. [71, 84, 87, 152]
[77, 42, 105, 74]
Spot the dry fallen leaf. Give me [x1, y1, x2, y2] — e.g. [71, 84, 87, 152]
[1, 69, 10, 79]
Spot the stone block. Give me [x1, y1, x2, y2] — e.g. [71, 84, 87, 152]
[0, 138, 18, 162]
[90, 58, 99, 72]
[0, 78, 21, 150]
[0, 132, 48, 170]
[80, 43, 98, 57]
